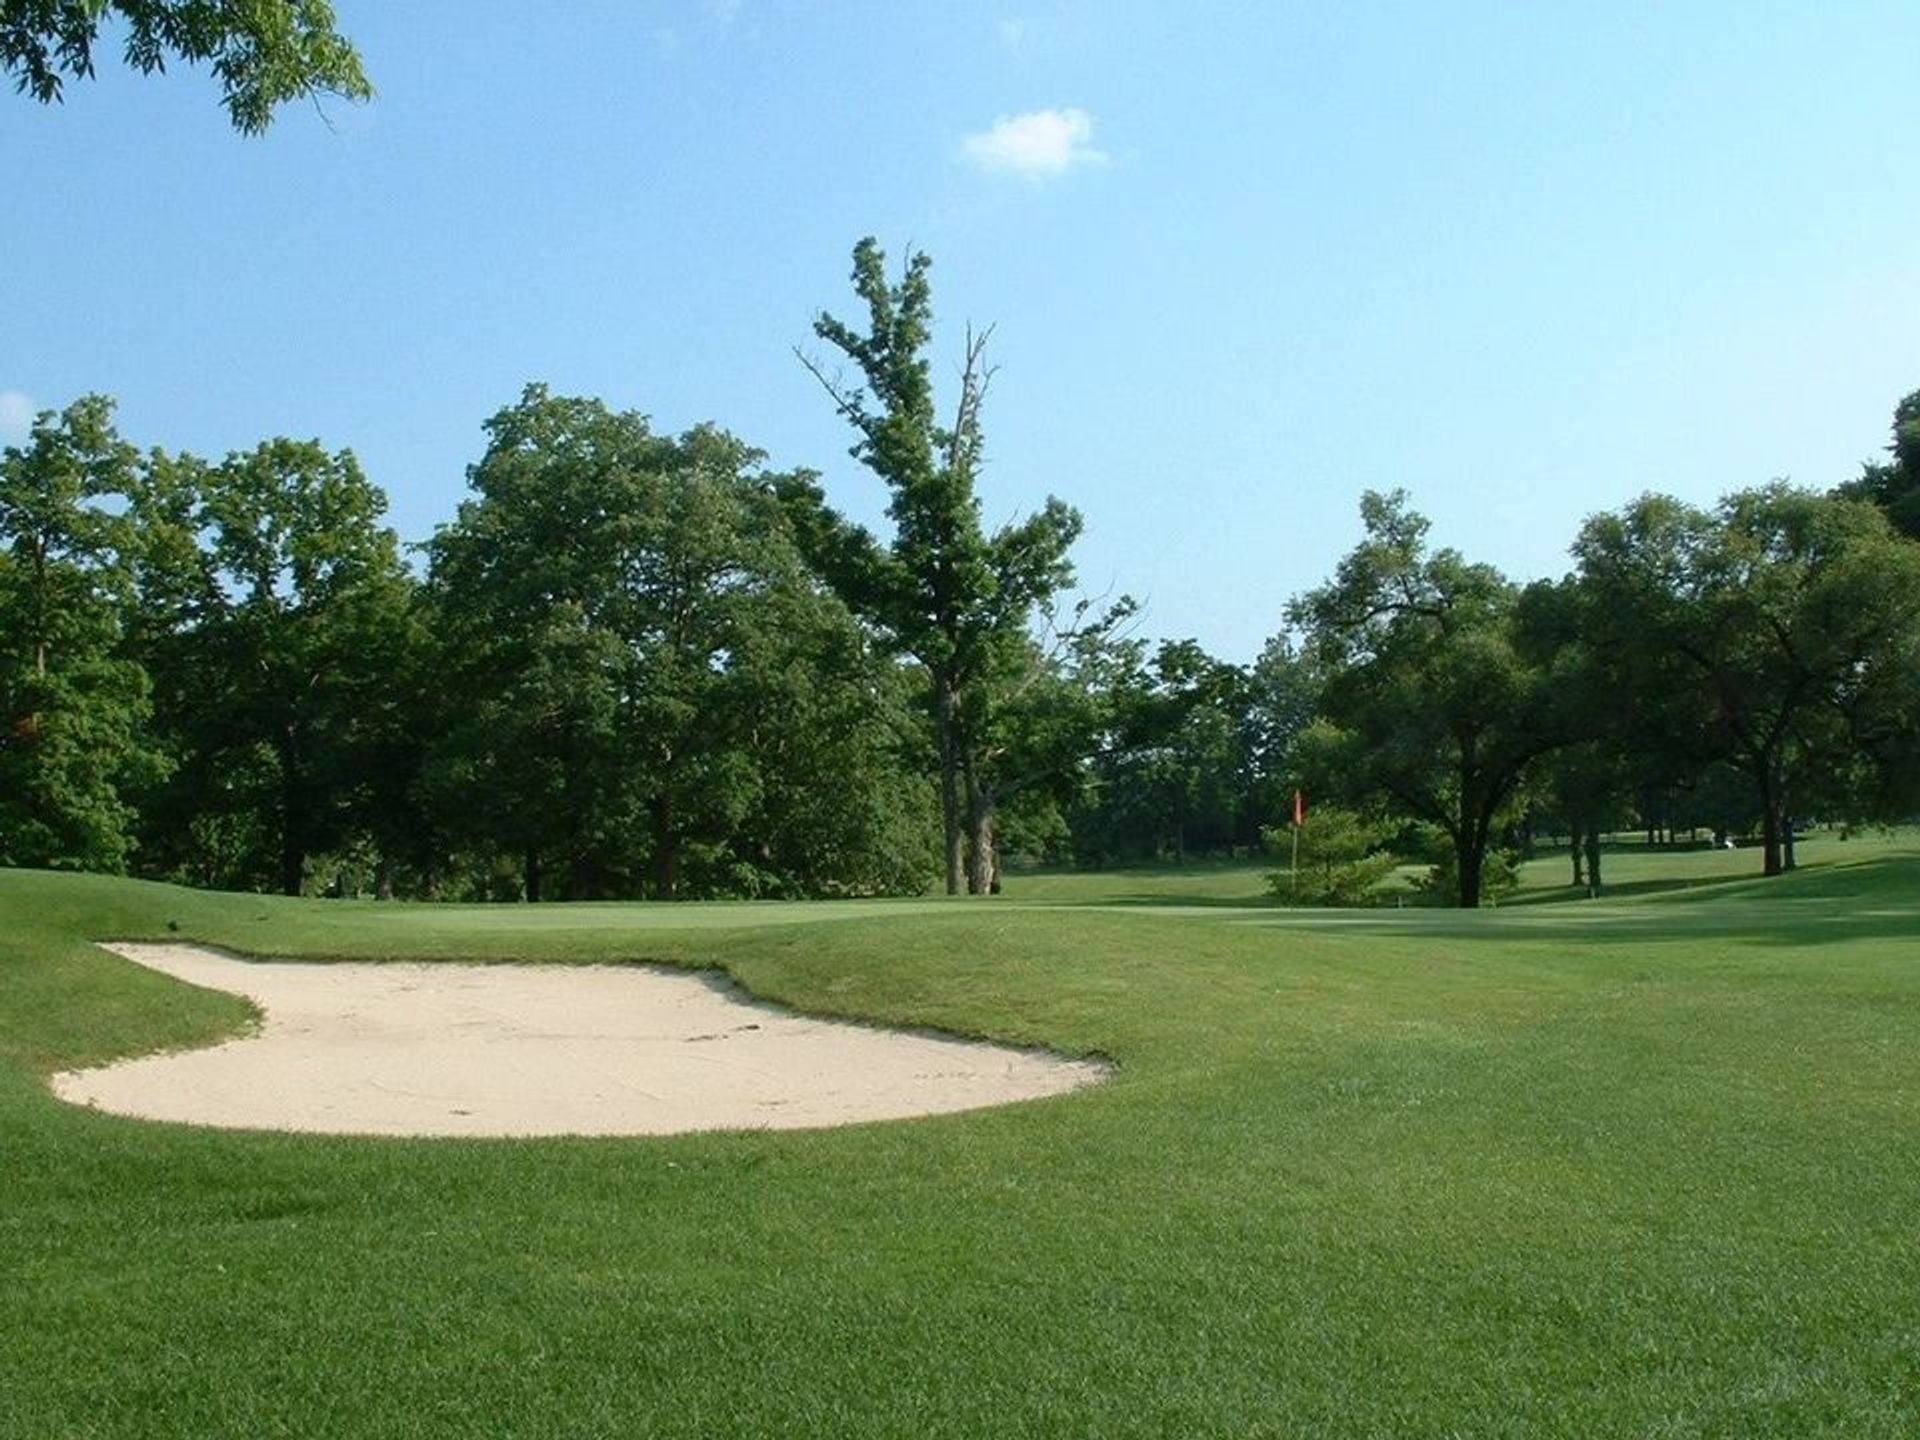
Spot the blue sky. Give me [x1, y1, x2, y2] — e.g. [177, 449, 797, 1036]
[7, 1, 1918, 660]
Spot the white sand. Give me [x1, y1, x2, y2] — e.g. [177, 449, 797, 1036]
[51, 943, 1107, 1138]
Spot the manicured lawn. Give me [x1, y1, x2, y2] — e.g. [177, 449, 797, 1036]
[3, 843, 1917, 1437]
[1007, 826, 1907, 908]
[1006, 854, 1277, 904]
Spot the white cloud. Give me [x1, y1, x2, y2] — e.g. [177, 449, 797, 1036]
[0, 391, 33, 444]
[961, 107, 1106, 181]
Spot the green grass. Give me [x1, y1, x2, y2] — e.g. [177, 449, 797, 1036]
[1007, 853, 1279, 905]
[3, 840, 1918, 1437]
[1007, 826, 1911, 909]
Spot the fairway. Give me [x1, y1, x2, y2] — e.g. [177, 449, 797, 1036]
[3, 841, 1919, 1437]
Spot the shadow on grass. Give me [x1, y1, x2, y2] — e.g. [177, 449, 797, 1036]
[1503, 874, 1760, 906]
[1065, 861, 1816, 915]
[1064, 893, 1280, 911]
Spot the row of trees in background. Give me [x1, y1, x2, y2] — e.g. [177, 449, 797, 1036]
[5, 244, 1919, 902]
[1024, 387, 1920, 910]
[0, 384, 956, 900]
[0, 240, 1125, 899]
[1285, 471, 1920, 906]
[990, 387, 1920, 906]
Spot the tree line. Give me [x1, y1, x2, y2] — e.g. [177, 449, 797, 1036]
[1287, 466, 1920, 906]
[5, 242, 1919, 903]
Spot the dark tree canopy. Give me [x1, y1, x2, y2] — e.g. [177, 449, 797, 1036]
[0, 395, 159, 870]
[2, 0, 370, 132]
[138, 438, 415, 895]
[425, 385, 936, 902]
[1838, 389, 1920, 542]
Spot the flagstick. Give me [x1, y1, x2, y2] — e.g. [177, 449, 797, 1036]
[1288, 789, 1305, 901]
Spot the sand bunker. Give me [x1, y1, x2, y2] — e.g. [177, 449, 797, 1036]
[52, 943, 1107, 1138]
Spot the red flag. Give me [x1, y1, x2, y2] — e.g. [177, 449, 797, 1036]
[1292, 789, 1305, 827]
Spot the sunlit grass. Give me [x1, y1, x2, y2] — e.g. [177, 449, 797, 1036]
[3, 837, 1917, 1437]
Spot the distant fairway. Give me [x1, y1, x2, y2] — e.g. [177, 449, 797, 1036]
[1007, 825, 1911, 909]
[3, 837, 1918, 1437]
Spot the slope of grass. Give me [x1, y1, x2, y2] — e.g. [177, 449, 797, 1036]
[1007, 854, 1277, 905]
[1008, 826, 1908, 911]
[2, 842, 1918, 1438]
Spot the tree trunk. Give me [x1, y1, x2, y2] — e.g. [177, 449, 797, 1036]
[275, 723, 308, 896]
[525, 845, 543, 903]
[568, 854, 595, 902]
[652, 792, 680, 900]
[376, 861, 394, 901]
[937, 677, 964, 895]
[965, 772, 996, 896]
[942, 783, 965, 894]
[1570, 823, 1585, 886]
[279, 838, 304, 897]
[1585, 829, 1602, 894]
[1782, 815, 1796, 872]
[1757, 770, 1784, 877]
[1457, 831, 1485, 909]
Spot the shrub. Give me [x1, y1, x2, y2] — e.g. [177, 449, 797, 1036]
[1264, 807, 1397, 906]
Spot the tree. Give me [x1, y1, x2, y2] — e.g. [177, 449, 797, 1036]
[120, 444, 224, 884]
[1513, 577, 1639, 892]
[1838, 388, 1920, 542]
[427, 389, 697, 900]
[3, 0, 369, 132]
[426, 385, 936, 901]
[1531, 742, 1631, 891]
[1574, 485, 1920, 876]
[163, 438, 415, 895]
[1238, 632, 1326, 844]
[1066, 638, 1249, 864]
[0, 395, 161, 869]
[1262, 804, 1396, 906]
[1290, 490, 1563, 907]
[712, 567, 939, 898]
[787, 237, 1084, 894]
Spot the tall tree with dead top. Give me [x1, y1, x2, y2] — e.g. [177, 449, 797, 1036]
[787, 238, 1082, 894]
